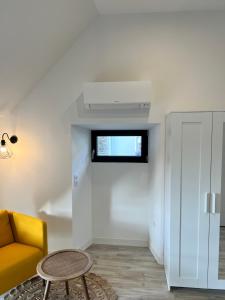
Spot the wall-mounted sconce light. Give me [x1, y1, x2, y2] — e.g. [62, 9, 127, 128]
[0, 133, 18, 159]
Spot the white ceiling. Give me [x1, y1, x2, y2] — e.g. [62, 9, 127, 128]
[0, 0, 97, 111]
[94, 0, 225, 14]
[1, 0, 225, 112]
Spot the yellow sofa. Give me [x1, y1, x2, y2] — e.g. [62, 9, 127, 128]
[0, 210, 47, 295]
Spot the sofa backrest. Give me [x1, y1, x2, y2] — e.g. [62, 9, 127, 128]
[8, 211, 47, 254]
[0, 210, 14, 247]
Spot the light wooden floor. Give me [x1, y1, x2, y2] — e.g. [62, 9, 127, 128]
[87, 244, 225, 299]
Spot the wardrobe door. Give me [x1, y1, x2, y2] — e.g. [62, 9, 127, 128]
[170, 112, 212, 288]
[208, 112, 225, 289]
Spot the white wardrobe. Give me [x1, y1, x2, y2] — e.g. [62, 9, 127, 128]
[164, 112, 225, 290]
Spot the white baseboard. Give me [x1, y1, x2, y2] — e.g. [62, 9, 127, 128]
[149, 243, 164, 265]
[93, 237, 148, 247]
[165, 269, 171, 291]
[80, 239, 93, 250]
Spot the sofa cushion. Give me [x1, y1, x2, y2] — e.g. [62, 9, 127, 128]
[0, 210, 14, 247]
[8, 211, 47, 252]
[0, 243, 43, 295]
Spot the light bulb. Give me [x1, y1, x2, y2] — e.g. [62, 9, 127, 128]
[0, 143, 13, 159]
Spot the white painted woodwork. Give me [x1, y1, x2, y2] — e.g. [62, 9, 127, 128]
[208, 112, 225, 289]
[165, 111, 225, 290]
[166, 112, 212, 288]
[220, 122, 225, 227]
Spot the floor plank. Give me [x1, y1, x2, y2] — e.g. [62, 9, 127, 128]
[87, 244, 225, 299]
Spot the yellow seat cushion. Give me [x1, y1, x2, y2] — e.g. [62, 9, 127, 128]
[0, 210, 14, 247]
[0, 243, 43, 295]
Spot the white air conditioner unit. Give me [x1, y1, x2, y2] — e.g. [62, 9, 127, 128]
[83, 81, 151, 111]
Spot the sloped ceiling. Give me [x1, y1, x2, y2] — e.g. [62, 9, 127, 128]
[94, 0, 225, 14]
[1, 0, 225, 112]
[0, 0, 97, 111]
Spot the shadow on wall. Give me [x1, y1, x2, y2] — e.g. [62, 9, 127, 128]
[1, 121, 74, 249]
[92, 162, 149, 243]
[0, 90, 82, 250]
[71, 125, 92, 249]
[73, 94, 150, 120]
[38, 212, 72, 251]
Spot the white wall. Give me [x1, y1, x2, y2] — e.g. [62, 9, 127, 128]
[94, 11, 225, 263]
[0, 21, 101, 251]
[72, 126, 92, 249]
[92, 162, 149, 246]
[1, 11, 225, 258]
[164, 116, 172, 276]
[96, 12, 225, 120]
[0, 0, 98, 111]
[147, 125, 164, 263]
[72, 125, 150, 248]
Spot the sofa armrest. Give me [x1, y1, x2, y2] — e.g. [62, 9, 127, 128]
[8, 212, 48, 256]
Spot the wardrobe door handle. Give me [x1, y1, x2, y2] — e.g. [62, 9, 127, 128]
[211, 193, 221, 214]
[211, 193, 216, 214]
[218, 194, 221, 213]
[204, 193, 210, 213]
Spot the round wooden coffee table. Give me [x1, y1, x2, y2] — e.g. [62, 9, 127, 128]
[37, 249, 93, 300]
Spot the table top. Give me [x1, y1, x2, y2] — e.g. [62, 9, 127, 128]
[37, 249, 93, 281]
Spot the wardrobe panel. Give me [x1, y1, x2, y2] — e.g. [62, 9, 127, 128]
[169, 112, 212, 288]
[219, 123, 225, 278]
[180, 123, 201, 278]
[209, 112, 225, 289]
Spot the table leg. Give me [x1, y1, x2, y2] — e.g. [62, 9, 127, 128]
[81, 275, 90, 300]
[65, 280, 69, 295]
[43, 281, 51, 300]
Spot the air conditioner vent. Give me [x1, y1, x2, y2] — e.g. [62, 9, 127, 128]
[83, 81, 151, 111]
